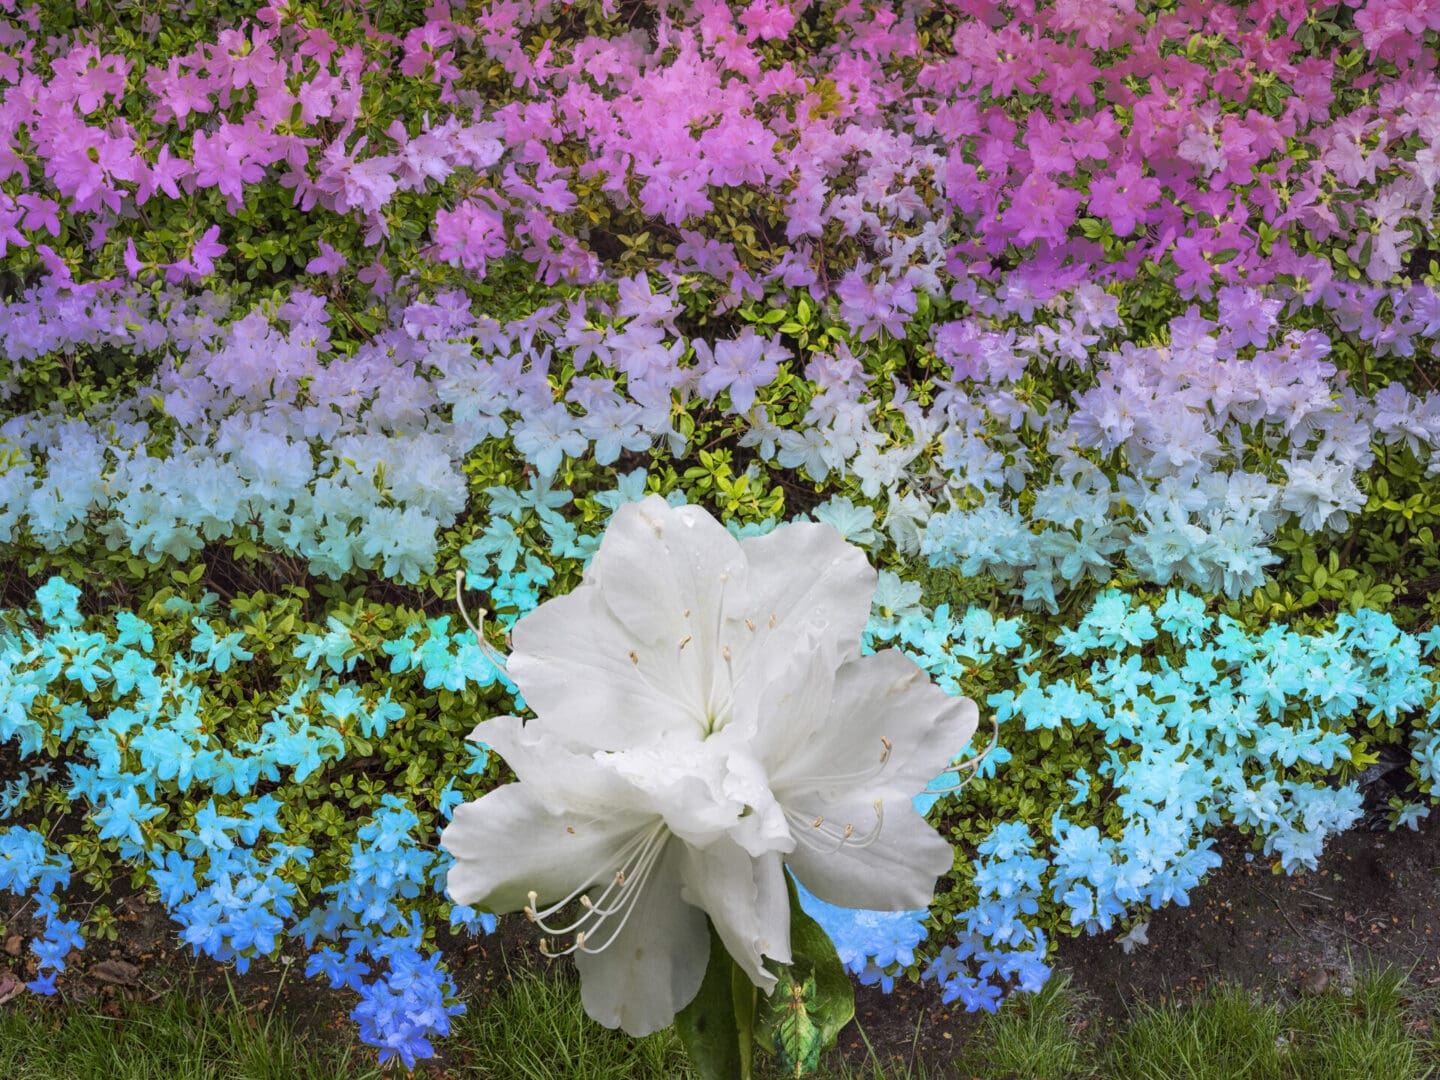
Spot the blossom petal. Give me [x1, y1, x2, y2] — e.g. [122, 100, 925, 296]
[738, 520, 876, 662]
[679, 841, 790, 993]
[575, 840, 710, 1036]
[506, 496, 747, 747]
[588, 496, 746, 654]
[769, 649, 979, 802]
[442, 782, 653, 914]
[743, 628, 841, 770]
[505, 588, 702, 746]
[467, 714, 648, 816]
[784, 791, 954, 910]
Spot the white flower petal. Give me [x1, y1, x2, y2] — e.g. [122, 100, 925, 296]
[769, 649, 979, 802]
[739, 520, 875, 661]
[743, 629, 841, 771]
[466, 714, 653, 817]
[506, 496, 748, 747]
[598, 738, 748, 846]
[442, 782, 654, 913]
[575, 840, 710, 1036]
[679, 841, 790, 994]
[589, 496, 746, 653]
[505, 588, 704, 748]
[784, 791, 954, 910]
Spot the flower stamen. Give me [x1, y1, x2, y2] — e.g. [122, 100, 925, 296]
[785, 736, 895, 791]
[785, 800, 885, 853]
[531, 824, 668, 955]
[539, 831, 668, 958]
[920, 715, 1001, 797]
[523, 826, 655, 930]
[455, 570, 509, 671]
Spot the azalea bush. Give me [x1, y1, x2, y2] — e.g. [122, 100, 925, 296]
[2, 0, 1440, 1071]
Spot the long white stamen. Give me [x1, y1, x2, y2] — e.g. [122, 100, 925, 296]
[531, 825, 666, 944]
[455, 570, 509, 670]
[921, 715, 1001, 797]
[537, 826, 669, 958]
[574, 836, 668, 955]
[783, 736, 895, 792]
[527, 829, 661, 935]
[524, 827, 657, 933]
[784, 800, 885, 853]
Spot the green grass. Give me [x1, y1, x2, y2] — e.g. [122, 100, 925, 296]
[975, 972, 1092, 1080]
[0, 966, 1436, 1079]
[450, 966, 691, 1079]
[0, 974, 380, 1080]
[1103, 966, 1439, 1080]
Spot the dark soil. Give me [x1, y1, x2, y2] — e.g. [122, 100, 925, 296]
[843, 817, 1440, 1076]
[2, 815, 1437, 1078]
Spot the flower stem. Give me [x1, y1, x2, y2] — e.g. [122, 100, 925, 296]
[732, 963, 757, 1080]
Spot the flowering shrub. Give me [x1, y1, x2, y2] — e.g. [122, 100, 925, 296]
[1, 0, 1439, 1068]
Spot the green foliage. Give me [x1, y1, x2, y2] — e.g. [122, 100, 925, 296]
[674, 926, 746, 1080]
[756, 875, 856, 1078]
[0, 975, 380, 1080]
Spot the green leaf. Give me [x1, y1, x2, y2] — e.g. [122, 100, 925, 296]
[756, 874, 855, 1077]
[733, 955, 758, 1080]
[769, 973, 822, 1078]
[675, 924, 743, 1080]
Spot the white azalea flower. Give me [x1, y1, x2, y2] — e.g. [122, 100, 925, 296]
[442, 495, 977, 1036]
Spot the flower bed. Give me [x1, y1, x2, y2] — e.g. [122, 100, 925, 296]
[1, 0, 1439, 1067]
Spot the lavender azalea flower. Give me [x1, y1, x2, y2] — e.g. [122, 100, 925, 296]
[442, 495, 977, 1035]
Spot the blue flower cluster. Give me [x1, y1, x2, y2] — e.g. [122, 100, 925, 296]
[296, 796, 468, 1069]
[922, 822, 1050, 1012]
[0, 826, 81, 994]
[0, 575, 512, 1063]
[810, 585, 1439, 1011]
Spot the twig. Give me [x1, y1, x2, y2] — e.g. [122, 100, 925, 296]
[1248, 884, 1310, 941]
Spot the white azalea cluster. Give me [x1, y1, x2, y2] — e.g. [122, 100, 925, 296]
[443, 496, 977, 1035]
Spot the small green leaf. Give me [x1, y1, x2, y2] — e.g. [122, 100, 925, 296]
[771, 973, 822, 1077]
[756, 874, 855, 1076]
